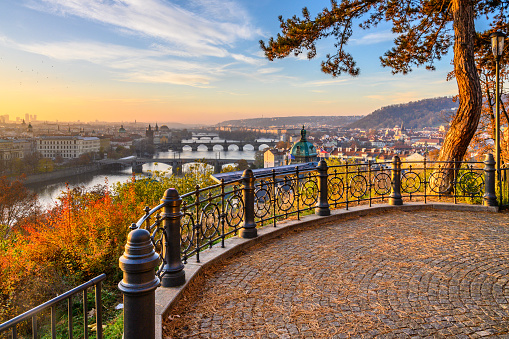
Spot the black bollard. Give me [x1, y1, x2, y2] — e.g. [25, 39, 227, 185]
[119, 228, 160, 339]
[315, 160, 331, 216]
[239, 169, 257, 238]
[389, 155, 403, 205]
[160, 188, 186, 287]
[483, 153, 498, 206]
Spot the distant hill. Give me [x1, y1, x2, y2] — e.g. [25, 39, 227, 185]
[346, 97, 457, 130]
[218, 115, 361, 128]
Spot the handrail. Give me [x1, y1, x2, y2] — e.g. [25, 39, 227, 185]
[133, 157, 494, 271]
[0, 274, 106, 339]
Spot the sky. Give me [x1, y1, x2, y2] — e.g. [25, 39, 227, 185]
[0, 0, 482, 125]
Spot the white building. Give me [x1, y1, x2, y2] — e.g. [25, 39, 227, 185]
[36, 136, 100, 159]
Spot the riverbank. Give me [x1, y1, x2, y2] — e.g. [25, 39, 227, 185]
[22, 164, 107, 185]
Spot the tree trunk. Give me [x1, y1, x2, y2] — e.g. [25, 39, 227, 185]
[432, 0, 482, 192]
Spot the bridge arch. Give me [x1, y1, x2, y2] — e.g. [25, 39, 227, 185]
[242, 144, 255, 151]
[182, 145, 193, 151]
[212, 144, 224, 151]
[228, 144, 240, 151]
[258, 144, 270, 151]
[197, 144, 210, 151]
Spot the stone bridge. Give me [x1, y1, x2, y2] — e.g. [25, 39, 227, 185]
[99, 156, 254, 174]
[161, 139, 276, 152]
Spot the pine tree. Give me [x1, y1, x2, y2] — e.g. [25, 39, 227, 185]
[260, 0, 508, 165]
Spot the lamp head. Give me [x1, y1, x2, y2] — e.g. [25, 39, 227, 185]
[491, 31, 506, 58]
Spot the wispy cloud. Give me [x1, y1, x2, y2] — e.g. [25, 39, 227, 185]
[123, 71, 213, 88]
[6, 0, 269, 87]
[257, 67, 282, 74]
[1, 37, 225, 87]
[231, 53, 265, 66]
[28, 0, 262, 58]
[352, 31, 395, 45]
[298, 78, 351, 87]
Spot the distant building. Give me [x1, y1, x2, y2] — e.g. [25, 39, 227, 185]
[264, 148, 286, 168]
[146, 125, 154, 144]
[36, 136, 100, 159]
[288, 126, 318, 164]
[412, 138, 442, 148]
[0, 139, 32, 161]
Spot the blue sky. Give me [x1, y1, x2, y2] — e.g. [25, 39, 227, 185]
[0, 0, 466, 124]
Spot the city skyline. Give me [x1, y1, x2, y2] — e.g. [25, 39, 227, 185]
[1, 0, 487, 124]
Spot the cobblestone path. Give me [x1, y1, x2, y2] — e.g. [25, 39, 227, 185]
[163, 210, 509, 338]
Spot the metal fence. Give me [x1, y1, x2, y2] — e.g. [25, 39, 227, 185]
[0, 274, 105, 339]
[134, 155, 493, 273]
[117, 154, 498, 339]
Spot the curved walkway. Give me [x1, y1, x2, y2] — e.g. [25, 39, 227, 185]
[163, 210, 509, 338]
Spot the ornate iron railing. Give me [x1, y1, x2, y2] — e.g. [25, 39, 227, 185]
[0, 274, 105, 339]
[129, 155, 495, 284]
[119, 154, 499, 339]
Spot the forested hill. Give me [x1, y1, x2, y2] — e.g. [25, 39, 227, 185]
[346, 97, 458, 130]
[218, 115, 361, 128]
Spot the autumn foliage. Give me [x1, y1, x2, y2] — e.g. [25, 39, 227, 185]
[0, 187, 135, 322]
[0, 172, 216, 323]
[0, 169, 215, 323]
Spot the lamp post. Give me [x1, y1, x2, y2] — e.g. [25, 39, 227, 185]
[491, 31, 506, 202]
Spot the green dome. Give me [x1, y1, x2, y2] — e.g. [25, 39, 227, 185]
[119, 125, 126, 133]
[289, 126, 317, 163]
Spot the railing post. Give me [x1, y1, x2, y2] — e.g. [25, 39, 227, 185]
[119, 228, 160, 339]
[389, 155, 403, 205]
[315, 160, 330, 216]
[160, 188, 186, 287]
[239, 169, 257, 238]
[483, 153, 498, 206]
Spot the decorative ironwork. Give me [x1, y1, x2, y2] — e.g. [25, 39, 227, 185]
[254, 180, 272, 219]
[349, 174, 368, 199]
[199, 199, 221, 244]
[225, 187, 244, 227]
[401, 171, 421, 194]
[300, 173, 318, 207]
[328, 175, 344, 203]
[373, 172, 391, 195]
[458, 169, 484, 195]
[428, 170, 452, 194]
[276, 176, 296, 213]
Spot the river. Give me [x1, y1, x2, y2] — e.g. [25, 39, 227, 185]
[27, 149, 257, 210]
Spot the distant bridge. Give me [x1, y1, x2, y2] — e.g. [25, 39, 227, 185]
[161, 139, 276, 152]
[99, 156, 254, 174]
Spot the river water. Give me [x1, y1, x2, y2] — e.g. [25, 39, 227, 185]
[27, 149, 257, 210]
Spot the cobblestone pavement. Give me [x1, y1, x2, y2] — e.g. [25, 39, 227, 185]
[163, 210, 509, 338]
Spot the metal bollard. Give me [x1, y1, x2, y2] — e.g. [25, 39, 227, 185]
[483, 153, 498, 206]
[389, 155, 403, 205]
[119, 228, 160, 339]
[160, 188, 186, 287]
[239, 169, 257, 238]
[315, 160, 331, 216]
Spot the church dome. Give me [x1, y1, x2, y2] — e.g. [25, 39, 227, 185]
[119, 125, 126, 133]
[289, 126, 317, 163]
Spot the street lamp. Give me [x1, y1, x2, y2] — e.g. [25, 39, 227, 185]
[491, 31, 506, 202]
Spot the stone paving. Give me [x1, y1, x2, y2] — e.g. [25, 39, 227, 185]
[163, 210, 509, 338]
